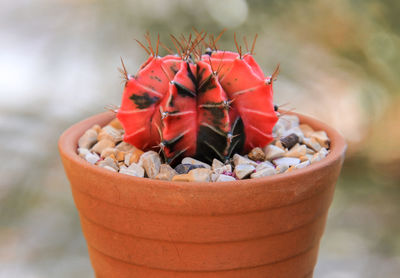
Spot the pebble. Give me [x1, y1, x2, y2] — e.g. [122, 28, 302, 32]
[213, 164, 232, 175]
[276, 164, 289, 173]
[91, 139, 115, 154]
[155, 164, 177, 181]
[248, 147, 265, 161]
[108, 118, 124, 130]
[100, 147, 117, 158]
[116, 150, 125, 162]
[98, 125, 123, 143]
[212, 159, 224, 170]
[274, 140, 285, 150]
[234, 164, 255, 179]
[284, 144, 307, 158]
[174, 164, 205, 174]
[311, 148, 329, 163]
[210, 173, 219, 182]
[78, 147, 90, 158]
[103, 165, 117, 172]
[310, 131, 330, 148]
[139, 151, 161, 178]
[216, 174, 236, 182]
[115, 142, 135, 152]
[233, 154, 258, 167]
[119, 163, 145, 177]
[98, 157, 119, 171]
[282, 126, 304, 141]
[78, 129, 98, 149]
[172, 168, 211, 182]
[273, 157, 301, 167]
[128, 149, 144, 165]
[256, 161, 275, 172]
[263, 144, 285, 160]
[303, 137, 322, 152]
[295, 160, 311, 169]
[182, 157, 211, 169]
[280, 133, 299, 149]
[251, 167, 276, 178]
[85, 152, 100, 165]
[91, 124, 102, 134]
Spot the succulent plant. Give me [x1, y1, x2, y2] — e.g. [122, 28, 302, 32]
[117, 32, 279, 163]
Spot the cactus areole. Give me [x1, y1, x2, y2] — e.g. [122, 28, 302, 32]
[117, 34, 279, 164]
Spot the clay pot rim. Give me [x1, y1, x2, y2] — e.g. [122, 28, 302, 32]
[59, 111, 347, 191]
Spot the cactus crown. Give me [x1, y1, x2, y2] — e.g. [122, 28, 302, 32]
[117, 31, 279, 164]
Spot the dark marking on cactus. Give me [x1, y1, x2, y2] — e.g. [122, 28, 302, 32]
[198, 74, 216, 94]
[162, 133, 184, 154]
[174, 82, 196, 98]
[186, 62, 197, 86]
[150, 75, 162, 82]
[227, 117, 245, 158]
[197, 67, 206, 84]
[202, 102, 226, 126]
[170, 65, 179, 74]
[169, 95, 175, 107]
[196, 125, 227, 163]
[130, 93, 160, 109]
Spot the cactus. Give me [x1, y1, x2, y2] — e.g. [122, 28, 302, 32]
[117, 32, 279, 163]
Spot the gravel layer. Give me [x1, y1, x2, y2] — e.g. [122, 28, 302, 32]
[77, 115, 330, 182]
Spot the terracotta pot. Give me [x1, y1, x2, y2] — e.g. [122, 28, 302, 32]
[59, 111, 346, 278]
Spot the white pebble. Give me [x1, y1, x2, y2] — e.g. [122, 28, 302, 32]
[234, 164, 255, 179]
[276, 164, 289, 173]
[85, 152, 100, 165]
[273, 157, 300, 167]
[182, 157, 211, 169]
[213, 164, 232, 175]
[233, 154, 257, 167]
[216, 174, 236, 182]
[120, 163, 145, 177]
[212, 158, 224, 170]
[78, 148, 90, 158]
[256, 161, 274, 172]
[263, 145, 285, 160]
[251, 167, 276, 179]
[295, 160, 311, 169]
[139, 151, 161, 178]
[103, 165, 117, 172]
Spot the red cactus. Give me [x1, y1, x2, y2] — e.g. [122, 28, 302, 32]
[117, 33, 278, 163]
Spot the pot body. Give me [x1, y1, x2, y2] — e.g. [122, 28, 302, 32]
[59, 112, 346, 278]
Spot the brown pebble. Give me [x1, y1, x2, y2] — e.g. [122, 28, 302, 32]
[129, 149, 144, 164]
[248, 147, 265, 161]
[155, 164, 177, 181]
[91, 124, 102, 134]
[78, 129, 98, 149]
[91, 139, 115, 154]
[172, 168, 211, 182]
[280, 133, 299, 149]
[100, 147, 117, 158]
[116, 151, 125, 162]
[108, 118, 124, 130]
[98, 125, 123, 143]
[115, 142, 135, 152]
[284, 144, 306, 158]
[310, 131, 330, 149]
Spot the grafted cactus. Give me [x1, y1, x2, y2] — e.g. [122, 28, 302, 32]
[117, 32, 279, 163]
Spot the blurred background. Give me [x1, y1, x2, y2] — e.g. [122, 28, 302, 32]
[0, 0, 399, 277]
